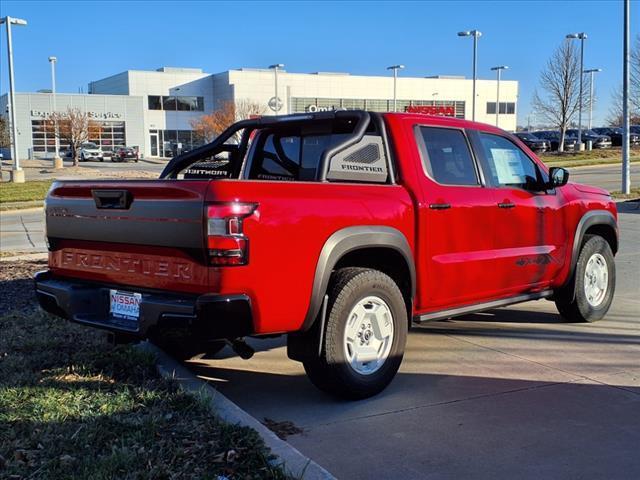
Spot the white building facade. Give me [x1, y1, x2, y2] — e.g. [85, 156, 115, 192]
[1, 66, 518, 160]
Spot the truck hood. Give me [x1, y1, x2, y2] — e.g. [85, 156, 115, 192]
[572, 183, 611, 197]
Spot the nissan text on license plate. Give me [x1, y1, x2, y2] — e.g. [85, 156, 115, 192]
[109, 290, 142, 321]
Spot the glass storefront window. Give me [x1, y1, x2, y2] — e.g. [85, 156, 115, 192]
[148, 95, 162, 110]
[162, 96, 177, 111]
[150, 129, 199, 157]
[176, 97, 191, 111]
[31, 119, 127, 155]
[150, 95, 204, 111]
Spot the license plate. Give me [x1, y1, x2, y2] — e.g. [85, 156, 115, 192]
[109, 290, 141, 321]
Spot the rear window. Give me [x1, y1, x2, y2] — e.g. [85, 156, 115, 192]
[245, 118, 386, 183]
[248, 132, 350, 181]
[416, 127, 479, 186]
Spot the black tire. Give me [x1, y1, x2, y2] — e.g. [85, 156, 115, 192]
[555, 235, 616, 323]
[150, 329, 225, 361]
[303, 267, 407, 400]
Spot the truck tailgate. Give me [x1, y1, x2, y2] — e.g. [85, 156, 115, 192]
[46, 180, 210, 293]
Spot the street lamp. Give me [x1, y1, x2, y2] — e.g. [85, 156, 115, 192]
[1, 16, 28, 183]
[458, 29, 482, 121]
[387, 64, 404, 112]
[268, 63, 284, 114]
[566, 32, 587, 150]
[583, 68, 602, 130]
[48, 56, 63, 168]
[622, 0, 630, 194]
[490, 65, 509, 127]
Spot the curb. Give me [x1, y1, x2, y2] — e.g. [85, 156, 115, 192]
[0, 205, 44, 214]
[140, 342, 336, 480]
[0, 252, 48, 262]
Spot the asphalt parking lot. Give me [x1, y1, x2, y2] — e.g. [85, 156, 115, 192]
[188, 200, 640, 480]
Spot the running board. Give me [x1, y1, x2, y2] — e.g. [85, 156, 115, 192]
[413, 290, 554, 323]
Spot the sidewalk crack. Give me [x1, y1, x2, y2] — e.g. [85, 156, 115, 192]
[20, 215, 36, 248]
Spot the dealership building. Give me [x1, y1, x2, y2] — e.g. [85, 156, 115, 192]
[1, 66, 518, 159]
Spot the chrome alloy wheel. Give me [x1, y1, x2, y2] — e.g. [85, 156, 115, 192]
[343, 296, 394, 375]
[584, 253, 608, 307]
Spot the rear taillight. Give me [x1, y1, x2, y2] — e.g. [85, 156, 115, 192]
[206, 202, 257, 266]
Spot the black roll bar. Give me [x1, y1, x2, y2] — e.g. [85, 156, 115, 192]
[160, 110, 372, 180]
[317, 110, 370, 181]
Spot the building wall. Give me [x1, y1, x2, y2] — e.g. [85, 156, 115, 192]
[223, 69, 518, 130]
[1, 67, 520, 161]
[0, 92, 144, 159]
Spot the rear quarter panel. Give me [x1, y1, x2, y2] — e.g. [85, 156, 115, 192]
[206, 180, 414, 334]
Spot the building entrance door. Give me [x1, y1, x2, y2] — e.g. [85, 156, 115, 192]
[150, 131, 159, 157]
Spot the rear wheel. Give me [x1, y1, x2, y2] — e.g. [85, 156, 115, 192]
[555, 235, 615, 323]
[303, 268, 407, 399]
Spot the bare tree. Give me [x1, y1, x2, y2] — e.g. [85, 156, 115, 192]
[48, 108, 102, 166]
[0, 116, 10, 149]
[607, 35, 640, 125]
[532, 40, 590, 152]
[191, 99, 266, 144]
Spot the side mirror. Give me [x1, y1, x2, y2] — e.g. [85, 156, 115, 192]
[548, 167, 569, 188]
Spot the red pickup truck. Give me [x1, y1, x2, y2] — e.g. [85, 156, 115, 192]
[36, 111, 618, 399]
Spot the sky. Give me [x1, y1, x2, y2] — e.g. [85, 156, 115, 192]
[0, 0, 638, 127]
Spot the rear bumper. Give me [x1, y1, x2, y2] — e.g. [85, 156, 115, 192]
[34, 271, 253, 340]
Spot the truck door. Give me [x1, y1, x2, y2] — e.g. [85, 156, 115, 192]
[414, 125, 501, 310]
[470, 131, 568, 295]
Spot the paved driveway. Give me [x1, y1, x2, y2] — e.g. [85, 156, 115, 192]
[188, 201, 640, 479]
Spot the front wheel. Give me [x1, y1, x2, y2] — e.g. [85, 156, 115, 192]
[303, 267, 407, 399]
[555, 235, 615, 323]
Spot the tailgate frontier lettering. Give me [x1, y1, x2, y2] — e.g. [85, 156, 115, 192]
[56, 250, 193, 280]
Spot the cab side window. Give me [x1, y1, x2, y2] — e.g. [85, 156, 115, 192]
[477, 133, 546, 189]
[417, 127, 479, 186]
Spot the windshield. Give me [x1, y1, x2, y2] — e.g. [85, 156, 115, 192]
[83, 143, 99, 149]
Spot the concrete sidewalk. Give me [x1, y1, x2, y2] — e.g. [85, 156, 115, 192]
[0, 208, 47, 253]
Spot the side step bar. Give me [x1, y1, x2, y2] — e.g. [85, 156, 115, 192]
[413, 290, 553, 323]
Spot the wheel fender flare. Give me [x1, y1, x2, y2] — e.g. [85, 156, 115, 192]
[564, 209, 618, 299]
[301, 226, 415, 331]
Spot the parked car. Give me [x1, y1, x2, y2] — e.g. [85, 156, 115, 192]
[592, 127, 640, 146]
[36, 111, 618, 399]
[78, 142, 103, 162]
[112, 146, 139, 163]
[514, 132, 550, 153]
[533, 130, 578, 151]
[565, 129, 612, 149]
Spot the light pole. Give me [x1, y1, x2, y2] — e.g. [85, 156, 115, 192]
[584, 68, 601, 130]
[1, 16, 28, 183]
[268, 64, 284, 114]
[48, 56, 63, 168]
[490, 66, 508, 127]
[622, 0, 630, 194]
[386, 64, 405, 112]
[458, 29, 482, 121]
[566, 32, 587, 150]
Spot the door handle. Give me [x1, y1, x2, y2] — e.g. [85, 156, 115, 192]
[498, 202, 516, 209]
[429, 203, 451, 210]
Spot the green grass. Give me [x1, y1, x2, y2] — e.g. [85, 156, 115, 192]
[0, 309, 289, 479]
[611, 187, 640, 200]
[0, 180, 53, 204]
[540, 147, 640, 167]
